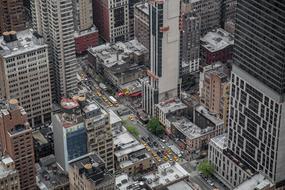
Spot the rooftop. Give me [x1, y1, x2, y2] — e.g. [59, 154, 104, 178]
[233, 173, 273, 190]
[36, 155, 69, 190]
[210, 134, 227, 150]
[135, 2, 149, 15]
[109, 110, 122, 126]
[88, 39, 148, 67]
[156, 99, 187, 114]
[0, 99, 27, 119]
[116, 174, 146, 190]
[0, 29, 47, 58]
[33, 130, 48, 145]
[0, 156, 17, 179]
[195, 105, 224, 126]
[201, 28, 234, 52]
[55, 95, 108, 129]
[171, 117, 214, 139]
[114, 129, 145, 158]
[69, 153, 113, 185]
[167, 180, 194, 190]
[144, 162, 190, 188]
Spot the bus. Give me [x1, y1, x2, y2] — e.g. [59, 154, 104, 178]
[109, 96, 118, 104]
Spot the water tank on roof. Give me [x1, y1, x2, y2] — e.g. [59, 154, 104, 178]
[9, 31, 17, 41]
[3, 32, 11, 42]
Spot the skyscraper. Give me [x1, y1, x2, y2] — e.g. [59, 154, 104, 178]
[32, 0, 78, 100]
[0, 0, 25, 34]
[93, 0, 130, 43]
[0, 99, 36, 190]
[143, 0, 180, 115]
[0, 30, 52, 128]
[225, 0, 285, 186]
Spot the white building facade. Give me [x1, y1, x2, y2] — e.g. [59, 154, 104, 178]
[143, 0, 180, 116]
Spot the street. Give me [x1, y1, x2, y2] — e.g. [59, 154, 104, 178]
[79, 61, 227, 190]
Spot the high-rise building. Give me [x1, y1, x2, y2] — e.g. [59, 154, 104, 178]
[0, 30, 52, 127]
[53, 96, 114, 173]
[85, 103, 114, 173]
[0, 155, 20, 190]
[221, 0, 237, 27]
[134, 2, 149, 50]
[128, 0, 143, 40]
[199, 63, 229, 122]
[73, 0, 99, 54]
[181, 0, 222, 35]
[0, 0, 25, 34]
[53, 98, 88, 171]
[69, 153, 115, 190]
[32, 0, 78, 100]
[0, 99, 36, 190]
[143, 0, 180, 116]
[179, 11, 201, 75]
[93, 0, 129, 43]
[210, 0, 285, 188]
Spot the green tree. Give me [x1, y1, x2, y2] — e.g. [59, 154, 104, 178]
[147, 117, 164, 136]
[197, 160, 215, 177]
[123, 120, 139, 138]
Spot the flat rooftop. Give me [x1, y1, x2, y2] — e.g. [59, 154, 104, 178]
[195, 105, 224, 126]
[116, 174, 146, 190]
[0, 29, 47, 58]
[201, 28, 234, 52]
[114, 130, 145, 158]
[88, 39, 148, 67]
[32, 130, 48, 145]
[156, 99, 187, 114]
[109, 110, 122, 125]
[135, 2, 149, 15]
[144, 162, 190, 188]
[0, 155, 17, 179]
[36, 155, 69, 190]
[167, 180, 194, 190]
[171, 117, 214, 139]
[233, 173, 273, 190]
[210, 134, 227, 150]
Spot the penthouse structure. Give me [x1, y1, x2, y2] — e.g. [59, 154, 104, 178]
[143, 0, 180, 116]
[69, 153, 115, 190]
[200, 28, 234, 66]
[0, 30, 52, 127]
[0, 155, 20, 190]
[88, 40, 148, 89]
[0, 99, 36, 190]
[0, 0, 25, 34]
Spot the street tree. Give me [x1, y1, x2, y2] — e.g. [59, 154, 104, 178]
[197, 160, 215, 177]
[147, 117, 164, 136]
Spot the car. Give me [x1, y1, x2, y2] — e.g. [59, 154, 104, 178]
[161, 139, 166, 143]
